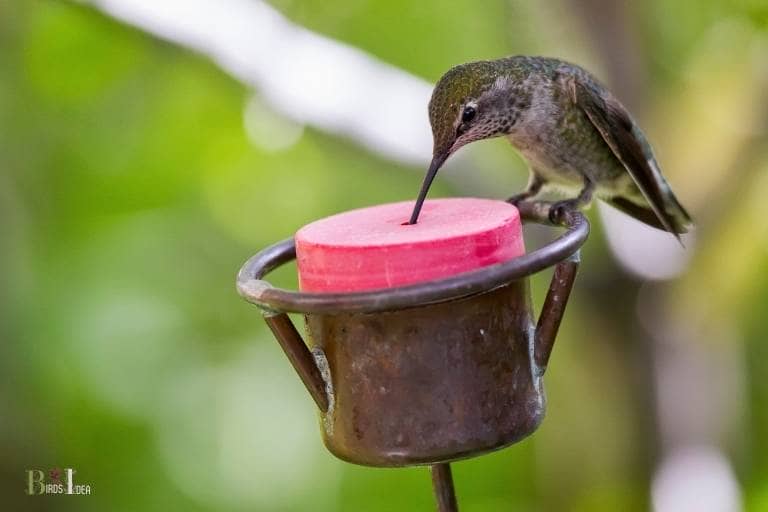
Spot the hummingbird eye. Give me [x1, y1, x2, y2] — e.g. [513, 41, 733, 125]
[461, 105, 476, 123]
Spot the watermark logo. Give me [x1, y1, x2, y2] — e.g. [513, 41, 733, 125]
[25, 468, 92, 496]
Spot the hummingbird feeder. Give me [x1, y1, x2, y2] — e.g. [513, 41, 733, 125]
[237, 198, 589, 511]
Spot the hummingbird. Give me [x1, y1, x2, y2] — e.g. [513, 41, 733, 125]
[408, 56, 692, 240]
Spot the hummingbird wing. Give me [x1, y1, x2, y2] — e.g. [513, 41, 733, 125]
[568, 74, 692, 236]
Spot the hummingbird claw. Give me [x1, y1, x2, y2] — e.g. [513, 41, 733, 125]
[548, 200, 579, 225]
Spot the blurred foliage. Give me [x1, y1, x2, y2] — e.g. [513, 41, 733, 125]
[1, 1, 767, 511]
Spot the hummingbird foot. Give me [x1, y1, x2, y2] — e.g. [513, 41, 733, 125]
[548, 199, 584, 225]
[548, 179, 595, 224]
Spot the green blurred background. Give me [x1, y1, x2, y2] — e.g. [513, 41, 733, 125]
[2, 0, 768, 510]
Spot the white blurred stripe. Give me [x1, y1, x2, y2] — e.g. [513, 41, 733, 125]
[598, 202, 694, 280]
[652, 446, 742, 512]
[88, 0, 433, 165]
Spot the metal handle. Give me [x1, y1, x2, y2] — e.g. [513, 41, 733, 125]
[533, 250, 581, 373]
[264, 313, 330, 412]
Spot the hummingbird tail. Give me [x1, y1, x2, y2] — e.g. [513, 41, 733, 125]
[606, 196, 692, 236]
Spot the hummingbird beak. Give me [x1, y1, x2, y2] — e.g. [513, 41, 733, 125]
[408, 151, 450, 224]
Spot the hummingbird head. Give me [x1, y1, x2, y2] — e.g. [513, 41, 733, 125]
[409, 60, 523, 223]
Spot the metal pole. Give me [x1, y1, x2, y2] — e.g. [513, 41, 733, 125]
[430, 463, 458, 512]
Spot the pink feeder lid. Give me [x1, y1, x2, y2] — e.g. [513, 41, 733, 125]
[295, 198, 525, 293]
